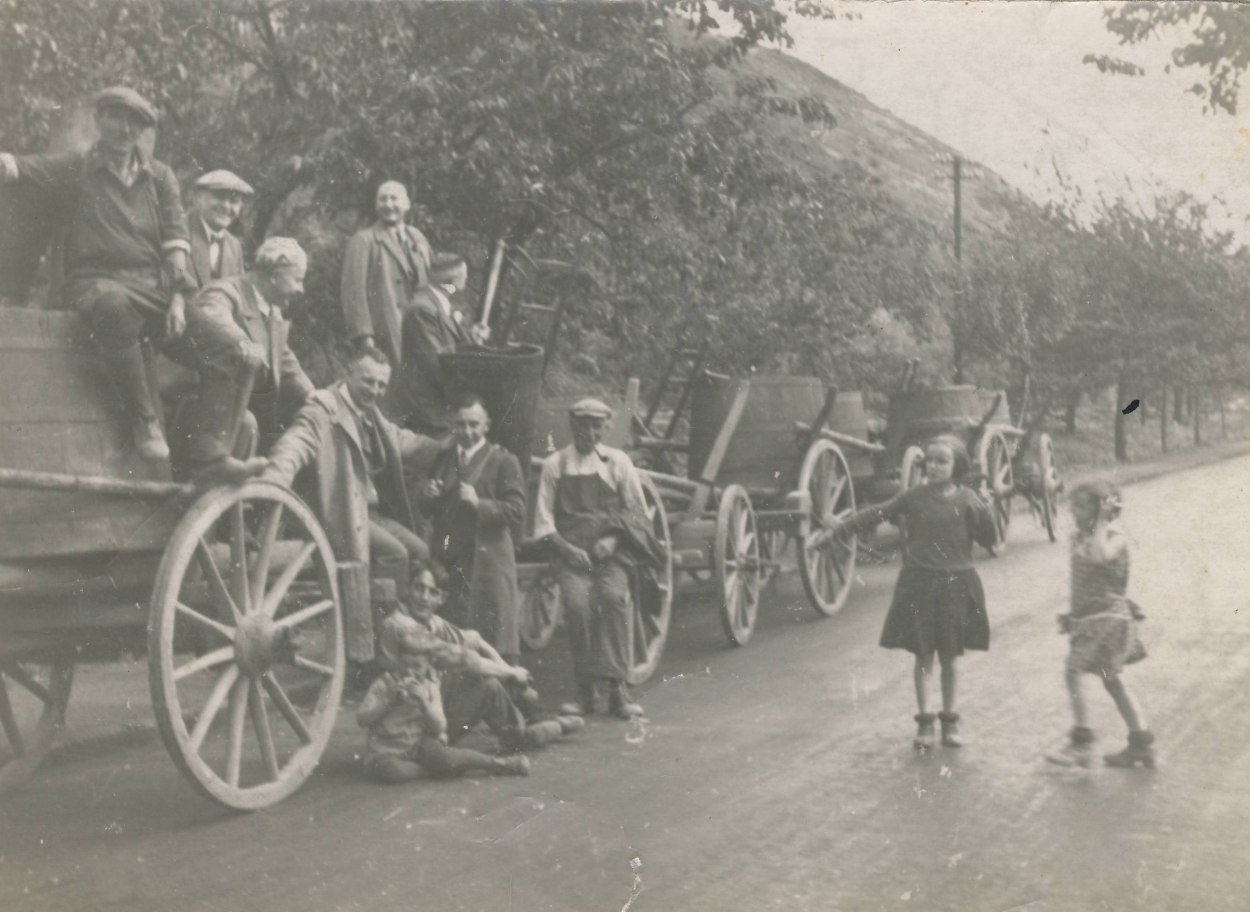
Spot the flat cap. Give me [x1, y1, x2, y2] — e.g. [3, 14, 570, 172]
[430, 251, 467, 281]
[93, 86, 159, 125]
[569, 398, 613, 420]
[194, 170, 255, 197]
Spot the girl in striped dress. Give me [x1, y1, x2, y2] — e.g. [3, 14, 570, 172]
[1047, 481, 1153, 769]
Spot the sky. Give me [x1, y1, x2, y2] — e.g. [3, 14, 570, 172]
[785, 0, 1250, 244]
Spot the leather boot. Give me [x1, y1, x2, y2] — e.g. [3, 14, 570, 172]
[108, 343, 168, 461]
[1104, 730, 1155, 769]
[939, 711, 963, 748]
[1046, 726, 1095, 768]
[607, 681, 644, 720]
[913, 713, 937, 751]
[188, 372, 265, 485]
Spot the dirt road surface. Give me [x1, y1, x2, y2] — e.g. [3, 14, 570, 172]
[2, 456, 1248, 912]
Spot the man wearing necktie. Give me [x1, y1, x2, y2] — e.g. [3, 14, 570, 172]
[417, 394, 527, 661]
[187, 170, 250, 288]
[164, 237, 314, 483]
[340, 180, 433, 418]
[262, 346, 439, 665]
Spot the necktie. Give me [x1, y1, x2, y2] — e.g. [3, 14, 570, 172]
[209, 236, 222, 278]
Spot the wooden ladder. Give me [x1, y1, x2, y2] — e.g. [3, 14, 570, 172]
[637, 341, 710, 441]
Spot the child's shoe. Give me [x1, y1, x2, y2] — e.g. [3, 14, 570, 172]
[1104, 729, 1155, 769]
[938, 712, 963, 748]
[555, 714, 586, 735]
[913, 713, 937, 751]
[559, 683, 598, 717]
[1046, 726, 1095, 767]
[521, 720, 565, 748]
[607, 682, 644, 720]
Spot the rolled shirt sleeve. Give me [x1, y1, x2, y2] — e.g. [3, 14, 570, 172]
[532, 452, 562, 542]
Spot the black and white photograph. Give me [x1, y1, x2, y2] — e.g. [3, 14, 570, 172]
[0, 1, 1247, 909]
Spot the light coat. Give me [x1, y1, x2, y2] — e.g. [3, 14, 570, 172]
[340, 221, 432, 367]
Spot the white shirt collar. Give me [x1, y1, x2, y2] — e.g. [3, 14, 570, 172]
[458, 437, 487, 463]
[201, 217, 227, 243]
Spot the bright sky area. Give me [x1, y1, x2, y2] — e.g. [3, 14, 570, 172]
[785, 0, 1250, 245]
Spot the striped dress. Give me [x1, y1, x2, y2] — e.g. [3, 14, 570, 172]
[1066, 525, 1145, 674]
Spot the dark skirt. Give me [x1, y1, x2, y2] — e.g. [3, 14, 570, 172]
[879, 565, 989, 659]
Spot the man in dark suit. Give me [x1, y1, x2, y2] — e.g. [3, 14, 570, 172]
[187, 170, 251, 288]
[418, 394, 527, 661]
[388, 251, 488, 435]
[165, 236, 314, 482]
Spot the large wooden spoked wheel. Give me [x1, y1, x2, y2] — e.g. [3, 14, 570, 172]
[715, 485, 762, 647]
[1036, 432, 1059, 543]
[798, 439, 858, 617]
[149, 482, 344, 811]
[518, 571, 563, 652]
[626, 475, 673, 685]
[978, 431, 1015, 548]
[0, 658, 74, 794]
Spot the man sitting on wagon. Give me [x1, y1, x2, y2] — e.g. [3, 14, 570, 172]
[186, 170, 252, 288]
[533, 398, 661, 719]
[0, 86, 195, 462]
[261, 345, 437, 661]
[164, 236, 315, 484]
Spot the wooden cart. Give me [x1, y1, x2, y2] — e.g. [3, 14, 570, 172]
[638, 374, 880, 648]
[0, 310, 349, 809]
[884, 383, 1063, 545]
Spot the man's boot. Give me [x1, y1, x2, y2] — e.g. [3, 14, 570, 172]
[559, 681, 598, 717]
[607, 681, 644, 720]
[109, 343, 169, 461]
[187, 372, 266, 485]
[1104, 729, 1155, 769]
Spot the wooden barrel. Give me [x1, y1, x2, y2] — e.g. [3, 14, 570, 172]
[885, 385, 1007, 458]
[440, 343, 544, 474]
[0, 309, 181, 561]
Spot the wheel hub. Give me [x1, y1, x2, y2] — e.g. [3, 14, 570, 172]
[234, 612, 277, 677]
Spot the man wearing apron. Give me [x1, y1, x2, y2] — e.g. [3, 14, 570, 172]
[533, 398, 656, 719]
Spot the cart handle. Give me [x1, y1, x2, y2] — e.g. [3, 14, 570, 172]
[0, 467, 193, 499]
[792, 423, 886, 453]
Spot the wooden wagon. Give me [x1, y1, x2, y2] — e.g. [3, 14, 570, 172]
[0, 310, 351, 809]
[884, 381, 1063, 544]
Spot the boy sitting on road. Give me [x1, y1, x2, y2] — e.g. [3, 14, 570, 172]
[357, 625, 531, 783]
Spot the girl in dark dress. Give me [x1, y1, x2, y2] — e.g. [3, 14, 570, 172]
[813, 434, 997, 750]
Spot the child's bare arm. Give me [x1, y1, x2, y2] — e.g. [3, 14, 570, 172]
[356, 675, 395, 727]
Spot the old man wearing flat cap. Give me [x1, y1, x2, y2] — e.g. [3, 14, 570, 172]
[165, 236, 315, 483]
[188, 170, 253, 288]
[0, 86, 194, 462]
[533, 398, 663, 720]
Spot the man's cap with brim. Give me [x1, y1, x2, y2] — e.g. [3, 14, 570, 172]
[569, 398, 613, 420]
[194, 170, 255, 197]
[93, 86, 159, 125]
[430, 251, 467, 282]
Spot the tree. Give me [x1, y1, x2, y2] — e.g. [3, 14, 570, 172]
[1088, 2, 1250, 115]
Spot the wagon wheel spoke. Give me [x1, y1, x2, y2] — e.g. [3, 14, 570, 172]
[1, 663, 52, 704]
[291, 655, 336, 677]
[176, 601, 236, 641]
[197, 539, 243, 626]
[225, 677, 248, 788]
[230, 501, 252, 616]
[0, 676, 25, 756]
[188, 665, 240, 753]
[273, 599, 335, 632]
[260, 673, 312, 745]
[260, 542, 318, 618]
[250, 503, 285, 610]
[248, 680, 280, 783]
[174, 645, 235, 682]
